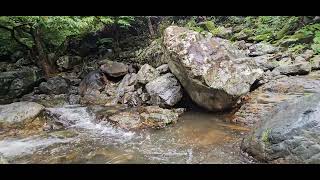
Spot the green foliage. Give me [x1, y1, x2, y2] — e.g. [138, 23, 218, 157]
[186, 17, 204, 33]
[0, 16, 135, 56]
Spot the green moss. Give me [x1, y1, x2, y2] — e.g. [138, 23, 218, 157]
[261, 128, 272, 145]
[288, 44, 307, 54]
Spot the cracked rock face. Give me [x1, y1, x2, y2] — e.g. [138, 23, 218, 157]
[242, 93, 320, 164]
[163, 26, 263, 111]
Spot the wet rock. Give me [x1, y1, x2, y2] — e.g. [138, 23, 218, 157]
[68, 94, 80, 105]
[0, 67, 42, 104]
[49, 130, 78, 139]
[248, 42, 279, 57]
[0, 102, 44, 126]
[272, 62, 311, 75]
[57, 55, 82, 70]
[100, 60, 128, 77]
[242, 93, 320, 163]
[156, 64, 170, 74]
[0, 153, 8, 164]
[163, 26, 263, 111]
[96, 106, 185, 130]
[145, 73, 182, 107]
[136, 64, 160, 84]
[39, 76, 70, 95]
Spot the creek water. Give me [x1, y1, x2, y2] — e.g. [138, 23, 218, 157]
[0, 105, 254, 164]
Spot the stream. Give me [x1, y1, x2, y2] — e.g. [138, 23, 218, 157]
[0, 105, 254, 164]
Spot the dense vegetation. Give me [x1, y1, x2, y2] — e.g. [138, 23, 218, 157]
[1, 16, 320, 77]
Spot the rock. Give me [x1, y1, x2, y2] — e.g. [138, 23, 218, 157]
[68, 86, 79, 95]
[215, 26, 233, 39]
[234, 40, 247, 50]
[272, 62, 311, 75]
[79, 72, 118, 106]
[242, 93, 320, 163]
[100, 60, 129, 77]
[135, 39, 167, 67]
[136, 64, 160, 84]
[0, 67, 42, 104]
[79, 70, 108, 96]
[39, 76, 70, 95]
[300, 49, 314, 61]
[0, 102, 44, 125]
[233, 72, 320, 126]
[0, 153, 8, 164]
[252, 54, 280, 71]
[15, 58, 32, 66]
[145, 73, 182, 107]
[248, 42, 279, 56]
[68, 94, 80, 105]
[163, 26, 263, 111]
[56, 56, 82, 70]
[156, 64, 170, 74]
[310, 55, 320, 70]
[21, 93, 69, 108]
[96, 105, 185, 130]
[116, 73, 138, 98]
[10, 51, 23, 62]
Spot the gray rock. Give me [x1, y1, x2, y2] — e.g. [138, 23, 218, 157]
[242, 93, 320, 163]
[310, 55, 320, 70]
[156, 64, 170, 74]
[39, 76, 70, 95]
[163, 26, 263, 111]
[68, 94, 81, 105]
[0, 67, 42, 104]
[0, 102, 44, 125]
[272, 62, 311, 75]
[57, 56, 82, 70]
[252, 54, 280, 71]
[116, 73, 138, 98]
[97, 106, 185, 130]
[248, 42, 279, 56]
[136, 64, 160, 84]
[145, 73, 182, 107]
[99, 60, 128, 77]
[20, 93, 69, 108]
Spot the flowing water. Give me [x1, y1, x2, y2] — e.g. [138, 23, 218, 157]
[0, 105, 254, 164]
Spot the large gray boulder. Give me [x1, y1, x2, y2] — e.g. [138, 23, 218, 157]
[145, 73, 182, 107]
[0, 102, 44, 125]
[163, 26, 263, 111]
[0, 67, 42, 104]
[39, 76, 70, 95]
[242, 93, 320, 164]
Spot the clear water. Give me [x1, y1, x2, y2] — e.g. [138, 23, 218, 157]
[0, 105, 254, 164]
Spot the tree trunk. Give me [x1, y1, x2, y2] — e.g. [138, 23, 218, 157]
[33, 28, 57, 78]
[147, 17, 155, 38]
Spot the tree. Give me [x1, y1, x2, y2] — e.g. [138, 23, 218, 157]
[0, 16, 134, 78]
